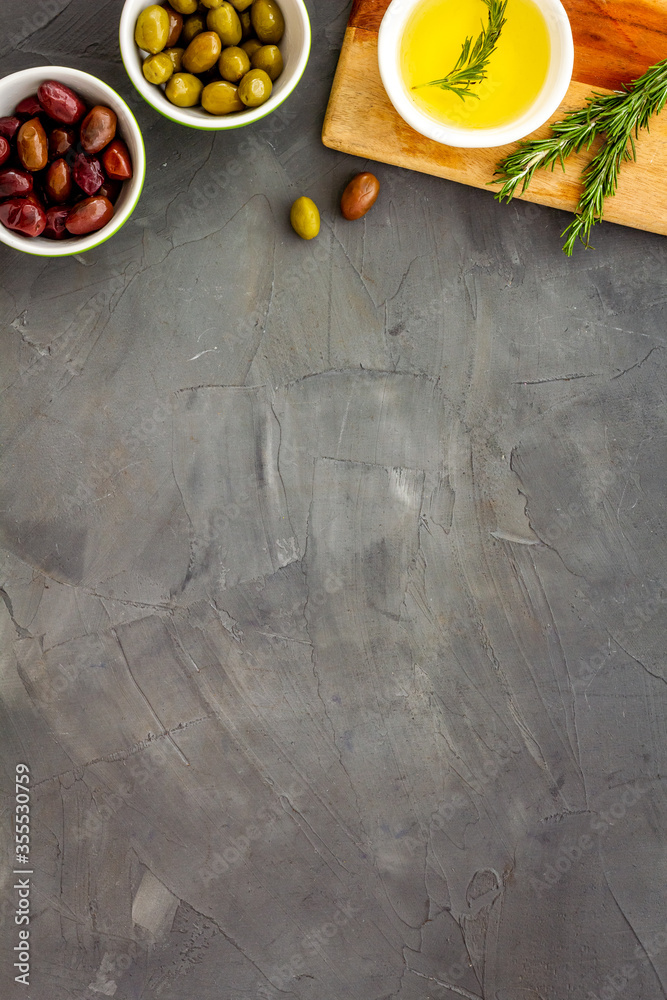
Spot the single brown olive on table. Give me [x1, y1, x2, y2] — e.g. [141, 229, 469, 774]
[341, 172, 380, 220]
[17, 117, 48, 171]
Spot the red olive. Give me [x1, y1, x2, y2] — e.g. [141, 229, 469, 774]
[79, 105, 117, 154]
[17, 117, 48, 171]
[0, 197, 47, 237]
[15, 95, 43, 117]
[72, 153, 104, 196]
[37, 80, 86, 124]
[0, 167, 33, 198]
[45, 158, 73, 204]
[43, 205, 71, 240]
[101, 139, 132, 180]
[66, 196, 114, 235]
[48, 125, 76, 160]
[98, 178, 122, 204]
[164, 4, 184, 46]
[0, 137, 10, 167]
[0, 116, 21, 140]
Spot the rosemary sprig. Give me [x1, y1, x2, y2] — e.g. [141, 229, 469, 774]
[412, 0, 508, 101]
[493, 58, 667, 254]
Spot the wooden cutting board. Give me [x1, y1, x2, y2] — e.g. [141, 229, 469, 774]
[322, 0, 667, 237]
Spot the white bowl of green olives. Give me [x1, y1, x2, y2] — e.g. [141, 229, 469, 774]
[0, 66, 146, 256]
[119, 0, 311, 129]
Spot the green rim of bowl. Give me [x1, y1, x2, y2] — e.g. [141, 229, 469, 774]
[4, 84, 146, 258]
[119, 18, 311, 131]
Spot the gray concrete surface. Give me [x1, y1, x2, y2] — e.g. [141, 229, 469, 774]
[1, 2, 667, 999]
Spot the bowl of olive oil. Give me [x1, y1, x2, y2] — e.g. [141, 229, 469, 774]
[378, 0, 573, 148]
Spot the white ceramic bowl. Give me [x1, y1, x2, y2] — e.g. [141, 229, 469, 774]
[119, 0, 311, 130]
[0, 66, 145, 257]
[378, 0, 574, 148]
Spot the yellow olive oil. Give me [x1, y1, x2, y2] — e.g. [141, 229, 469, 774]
[401, 0, 551, 130]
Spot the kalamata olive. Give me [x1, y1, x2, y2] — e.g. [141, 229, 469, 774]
[341, 172, 380, 220]
[0, 167, 34, 198]
[37, 81, 86, 123]
[15, 95, 43, 117]
[45, 159, 73, 204]
[43, 205, 70, 240]
[101, 140, 133, 181]
[0, 137, 10, 167]
[80, 105, 117, 154]
[24, 191, 46, 212]
[48, 125, 76, 160]
[17, 117, 48, 171]
[0, 197, 47, 237]
[65, 196, 114, 235]
[98, 178, 122, 204]
[0, 116, 21, 140]
[72, 153, 104, 196]
[163, 3, 184, 45]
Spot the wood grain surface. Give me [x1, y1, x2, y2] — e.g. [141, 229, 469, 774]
[322, 0, 667, 235]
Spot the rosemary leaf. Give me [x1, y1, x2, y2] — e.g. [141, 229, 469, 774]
[412, 0, 508, 101]
[493, 58, 667, 254]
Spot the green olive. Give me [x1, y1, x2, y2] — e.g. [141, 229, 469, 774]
[251, 44, 283, 81]
[241, 37, 262, 58]
[201, 80, 245, 113]
[206, 3, 242, 45]
[135, 5, 170, 54]
[251, 0, 284, 44]
[237, 68, 272, 106]
[219, 45, 251, 82]
[181, 12, 206, 44]
[239, 9, 252, 39]
[143, 51, 175, 84]
[165, 71, 205, 106]
[168, 0, 198, 13]
[200, 0, 224, 6]
[290, 197, 320, 240]
[229, 0, 254, 10]
[165, 46, 185, 71]
[183, 30, 222, 72]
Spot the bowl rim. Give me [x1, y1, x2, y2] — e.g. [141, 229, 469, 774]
[119, 0, 311, 131]
[378, 0, 575, 149]
[0, 65, 146, 258]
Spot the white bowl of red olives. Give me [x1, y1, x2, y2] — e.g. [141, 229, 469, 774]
[119, 0, 310, 129]
[0, 66, 146, 256]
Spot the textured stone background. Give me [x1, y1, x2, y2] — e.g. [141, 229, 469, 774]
[1, 2, 667, 999]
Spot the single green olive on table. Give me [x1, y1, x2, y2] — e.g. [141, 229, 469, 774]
[134, 0, 285, 114]
[289, 173, 381, 239]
